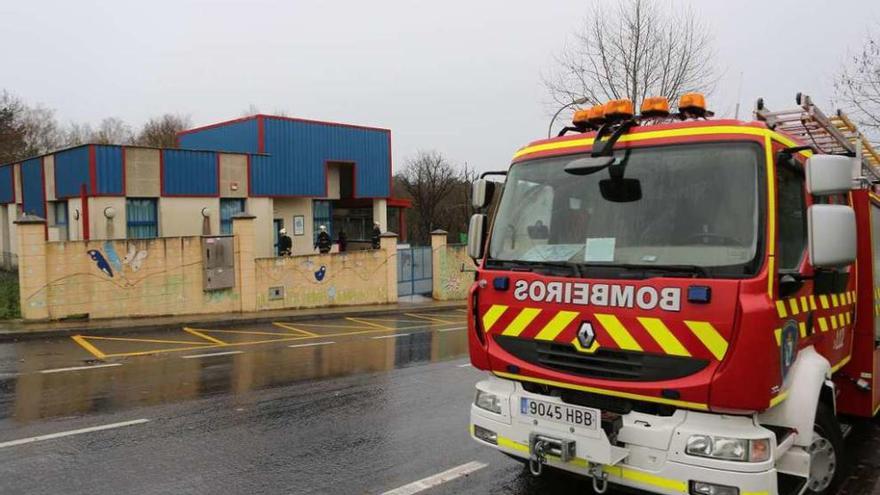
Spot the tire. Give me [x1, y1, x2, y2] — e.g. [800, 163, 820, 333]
[806, 403, 846, 494]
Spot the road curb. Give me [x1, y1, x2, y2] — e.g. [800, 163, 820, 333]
[0, 302, 467, 342]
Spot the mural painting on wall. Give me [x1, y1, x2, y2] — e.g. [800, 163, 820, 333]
[87, 241, 149, 282]
[314, 265, 327, 282]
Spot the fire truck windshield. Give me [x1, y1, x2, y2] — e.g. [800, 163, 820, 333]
[487, 142, 764, 278]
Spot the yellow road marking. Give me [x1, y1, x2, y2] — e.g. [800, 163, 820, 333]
[183, 327, 228, 345]
[83, 335, 213, 346]
[404, 312, 458, 324]
[501, 308, 541, 337]
[637, 317, 690, 356]
[346, 317, 394, 330]
[272, 322, 319, 337]
[482, 305, 507, 332]
[71, 335, 108, 360]
[595, 314, 642, 351]
[684, 321, 728, 361]
[197, 328, 309, 337]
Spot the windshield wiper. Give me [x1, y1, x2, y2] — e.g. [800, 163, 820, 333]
[577, 263, 709, 278]
[486, 259, 582, 277]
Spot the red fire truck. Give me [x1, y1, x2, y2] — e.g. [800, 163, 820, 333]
[466, 93, 880, 495]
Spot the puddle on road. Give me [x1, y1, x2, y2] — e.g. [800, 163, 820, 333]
[0, 328, 469, 424]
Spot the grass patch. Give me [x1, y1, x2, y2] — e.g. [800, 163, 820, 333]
[0, 271, 20, 319]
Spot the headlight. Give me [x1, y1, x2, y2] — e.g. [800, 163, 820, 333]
[474, 390, 502, 414]
[686, 435, 770, 462]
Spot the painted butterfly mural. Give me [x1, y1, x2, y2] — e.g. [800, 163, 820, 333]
[314, 265, 327, 282]
[122, 244, 148, 272]
[87, 250, 114, 277]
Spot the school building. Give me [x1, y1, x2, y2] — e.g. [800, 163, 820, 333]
[0, 114, 411, 268]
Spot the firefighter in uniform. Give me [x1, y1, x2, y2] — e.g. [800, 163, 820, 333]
[315, 225, 332, 254]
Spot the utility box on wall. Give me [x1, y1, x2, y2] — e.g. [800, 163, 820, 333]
[203, 236, 235, 290]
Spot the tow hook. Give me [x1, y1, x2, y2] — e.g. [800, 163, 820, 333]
[589, 463, 609, 494]
[529, 439, 547, 476]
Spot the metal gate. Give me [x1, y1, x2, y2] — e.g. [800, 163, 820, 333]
[397, 246, 433, 297]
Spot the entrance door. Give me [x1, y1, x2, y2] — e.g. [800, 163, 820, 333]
[274, 219, 283, 256]
[397, 246, 433, 297]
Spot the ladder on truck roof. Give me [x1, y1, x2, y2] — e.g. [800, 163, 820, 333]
[755, 93, 880, 182]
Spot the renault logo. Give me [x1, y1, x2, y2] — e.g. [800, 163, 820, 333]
[577, 321, 595, 348]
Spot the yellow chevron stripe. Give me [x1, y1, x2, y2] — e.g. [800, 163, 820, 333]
[534, 310, 579, 341]
[774, 328, 782, 346]
[800, 296, 808, 312]
[831, 294, 839, 307]
[775, 300, 787, 318]
[830, 315, 839, 330]
[501, 308, 541, 337]
[571, 337, 600, 354]
[482, 305, 507, 332]
[798, 322, 807, 338]
[820, 295, 830, 309]
[788, 298, 800, 315]
[685, 321, 729, 361]
[595, 314, 642, 351]
[837, 313, 845, 328]
[818, 317, 829, 332]
[809, 295, 817, 311]
[637, 317, 691, 357]
[846, 312, 852, 325]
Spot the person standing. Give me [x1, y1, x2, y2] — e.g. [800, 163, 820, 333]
[278, 228, 293, 256]
[371, 221, 381, 249]
[337, 230, 347, 253]
[315, 225, 332, 254]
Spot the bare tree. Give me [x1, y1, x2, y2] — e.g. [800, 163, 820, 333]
[136, 114, 191, 148]
[62, 122, 94, 147]
[835, 32, 880, 139]
[544, 0, 717, 116]
[0, 91, 63, 162]
[0, 92, 27, 164]
[91, 117, 134, 145]
[397, 151, 459, 243]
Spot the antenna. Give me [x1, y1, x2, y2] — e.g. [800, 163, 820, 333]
[734, 71, 744, 120]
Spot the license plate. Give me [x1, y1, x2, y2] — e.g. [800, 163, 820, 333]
[520, 398, 599, 430]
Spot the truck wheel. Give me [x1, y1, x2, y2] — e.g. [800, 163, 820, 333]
[806, 404, 845, 494]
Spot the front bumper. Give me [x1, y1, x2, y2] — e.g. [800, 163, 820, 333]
[470, 375, 780, 495]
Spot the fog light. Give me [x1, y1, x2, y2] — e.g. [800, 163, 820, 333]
[475, 390, 502, 414]
[473, 425, 497, 445]
[690, 480, 739, 495]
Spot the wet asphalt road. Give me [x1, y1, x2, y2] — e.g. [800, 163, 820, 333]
[0, 308, 878, 495]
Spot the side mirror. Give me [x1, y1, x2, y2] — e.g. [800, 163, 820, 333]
[467, 214, 487, 259]
[806, 155, 857, 195]
[472, 180, 496, 209]
[808, 204, 855, 268]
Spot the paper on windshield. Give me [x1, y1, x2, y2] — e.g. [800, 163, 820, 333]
[521, 244, 582, 262]
[584, 237, 615, 262]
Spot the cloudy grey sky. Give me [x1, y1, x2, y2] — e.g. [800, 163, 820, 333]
[2, 1, 878, 171]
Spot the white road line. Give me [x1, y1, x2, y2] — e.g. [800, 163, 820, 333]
[438, 326, 467, 333]
[40, 363, 122, 374]
[181, 350, 243, 359]
[0, 419, 150, 449]
[457, 363, 472, 368]
[288, 341, 335, 349]
[380, 461, 488, 495]
[371, 333, 411, 340]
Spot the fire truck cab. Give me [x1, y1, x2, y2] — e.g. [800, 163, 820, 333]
[466, 93, 880, 495]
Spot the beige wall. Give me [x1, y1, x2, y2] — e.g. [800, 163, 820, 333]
[159, 197, 220, 237]
[125, 148, 160, 197]
[219, 153, 248, 198]
[249, 197, 274, 258]
[273, 198, 318, 256]
[13, 164, 21, 206]
[326, 163, 340, 199]
[88, 197, 127, 240]
[43, 156, 56, 202]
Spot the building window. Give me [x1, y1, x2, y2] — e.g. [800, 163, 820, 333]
[313, 200, 332, 244]
[220, 198, 245, 235]
[51, 201, 68, 241]
[127, 198, 158, 239]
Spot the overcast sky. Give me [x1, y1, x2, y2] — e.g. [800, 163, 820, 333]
[2, 1, 878, 172]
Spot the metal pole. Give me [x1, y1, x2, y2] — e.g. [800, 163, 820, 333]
[548, 97, 590, 138]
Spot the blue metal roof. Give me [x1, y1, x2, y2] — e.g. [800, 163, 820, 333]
[54, 146, 91, 198]
[177, 117, 259, 153]
[251, 117, 390, 197]
[0, 166, 13, 204]
[94, 145, 124, 195]
[21, 158, 45, 217]
[162, 149, 218, 196]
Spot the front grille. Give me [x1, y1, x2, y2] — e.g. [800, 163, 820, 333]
[495, 335, 708, 381]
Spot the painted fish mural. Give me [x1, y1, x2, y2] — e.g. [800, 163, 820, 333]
[87, 250, 113, 277]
